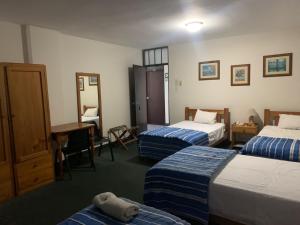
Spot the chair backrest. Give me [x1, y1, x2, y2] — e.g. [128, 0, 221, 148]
[66, 129, 90, 153]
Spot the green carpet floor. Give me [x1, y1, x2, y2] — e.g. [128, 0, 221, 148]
[0, 143, 156, 225]
[0, 141, 230, 225]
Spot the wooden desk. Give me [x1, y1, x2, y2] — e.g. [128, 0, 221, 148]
[51, 122, 95, 178]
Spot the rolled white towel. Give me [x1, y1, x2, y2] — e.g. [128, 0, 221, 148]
[92, 192, 139, 222]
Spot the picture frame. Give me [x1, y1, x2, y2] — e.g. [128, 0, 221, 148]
[263, 53, 293, 77]
[89, 76, 98, 86]
[231, 64, 250, 86]
[199, 60, 220, 81]
[79, 77, 84, 91]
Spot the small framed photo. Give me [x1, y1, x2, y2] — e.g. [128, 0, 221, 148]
[263, 53, 293, 77]
[199, 60, 220, 81]
[79, 77, 84, 91]
[231, 64, 250, 86]
[89, 76, 98, 86]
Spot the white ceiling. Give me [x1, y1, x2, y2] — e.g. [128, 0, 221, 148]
[0, 0, 299, 48]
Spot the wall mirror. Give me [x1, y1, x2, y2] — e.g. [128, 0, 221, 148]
[76, 72, 103, 137]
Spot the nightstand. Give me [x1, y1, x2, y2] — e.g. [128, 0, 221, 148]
[231, 123, 259, 149]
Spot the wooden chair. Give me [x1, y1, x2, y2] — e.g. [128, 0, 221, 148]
[108, 125, 138, 150]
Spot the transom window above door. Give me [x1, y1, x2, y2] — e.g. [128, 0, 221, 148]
[143, 47, 168, 66]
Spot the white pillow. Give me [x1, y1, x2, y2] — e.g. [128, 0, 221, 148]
[194, 109, 217, 124]
[83, 108, 98, 117]
[278, 114, 300, 130]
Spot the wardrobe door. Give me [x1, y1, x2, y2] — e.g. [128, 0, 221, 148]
[0, 66, 14, 203]
[6, 64, 52, 162]
[6, 64, 54, 194]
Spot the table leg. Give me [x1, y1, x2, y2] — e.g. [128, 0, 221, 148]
[56, 134, 68, 179]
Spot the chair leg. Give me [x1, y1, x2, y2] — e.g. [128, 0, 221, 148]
[88, 148, 96, 171]
[109, 140, 114, 161]
[98, 143, 102, 157]
[65, 156, 72, 180]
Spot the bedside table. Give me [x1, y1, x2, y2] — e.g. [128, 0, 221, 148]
[231, 123, 259, 149]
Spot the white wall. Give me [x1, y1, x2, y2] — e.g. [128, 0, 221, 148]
[0, 21, 23, 62]
[29, 26, 142, 133]
[169, 31, 300, 127]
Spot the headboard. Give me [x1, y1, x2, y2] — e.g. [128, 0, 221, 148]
[264, 109, 300, 126]
[83, 105, 98, 114]
[185, 107, 230, 137]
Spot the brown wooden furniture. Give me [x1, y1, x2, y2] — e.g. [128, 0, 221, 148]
[51, 122, 95, 179]
[264, 109, 300, 126]
[0, 63, 54, 203]
[185, 107, 230, 145]
[76, 73, 103, 137]
[108, 125, 138, 150]
[231, 123, 259, 148]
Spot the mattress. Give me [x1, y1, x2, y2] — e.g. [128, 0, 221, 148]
[170, 120, 225, 145]
[258, 125, 300, 139]
[209, 154, 300, 225]
[81, 116, 99, 128]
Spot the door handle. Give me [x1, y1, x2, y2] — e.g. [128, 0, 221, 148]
[146, 96, 150, 100]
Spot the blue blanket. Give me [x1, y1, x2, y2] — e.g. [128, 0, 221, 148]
[138, 127, 209, 160]
[58, 198, 190, 225]
[144, 146, 236, 225]
[242, 136, 300, 162]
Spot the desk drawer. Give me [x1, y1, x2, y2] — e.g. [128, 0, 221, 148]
[15, 154, 54, 195]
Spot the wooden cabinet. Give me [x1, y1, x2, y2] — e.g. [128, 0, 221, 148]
[0, 63, 54, 202]
[231, 123, 259, 149]
[0, 66, 14, 203]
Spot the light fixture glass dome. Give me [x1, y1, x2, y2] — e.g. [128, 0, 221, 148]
[185, 21, 203, 32]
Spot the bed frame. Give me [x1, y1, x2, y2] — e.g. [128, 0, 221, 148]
[185, 107, 230, 145]
[264, 109, 300, 126]
[83, 105, 98, 114]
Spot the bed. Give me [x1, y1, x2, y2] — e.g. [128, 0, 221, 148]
[81, 105, 100, 128]
[138, 107, 230, 160]
[58, 198, 190, 225]
[144, 109, 300, 225]
[241, 109, 300, 161]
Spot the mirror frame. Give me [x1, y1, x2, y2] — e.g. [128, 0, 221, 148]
[76, 72, 103, 137]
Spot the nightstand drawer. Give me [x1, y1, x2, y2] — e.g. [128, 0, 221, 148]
[232, 126, 257, 134]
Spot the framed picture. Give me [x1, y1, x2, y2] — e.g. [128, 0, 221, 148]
[231, 64, 250, 86]
[263, 53, 293, 77]
[199, 60, 220, 81]
[89, 76, 98, 86]
[79, 77, 84, 91]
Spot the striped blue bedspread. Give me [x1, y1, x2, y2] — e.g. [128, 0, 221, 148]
[58, 198, 190, 225]
[138, 127, 209, 160]
[144, 146, 236, 225]
[242, 136, 300, 162]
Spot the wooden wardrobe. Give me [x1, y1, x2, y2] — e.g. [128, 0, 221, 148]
[0, 63, 54, 203]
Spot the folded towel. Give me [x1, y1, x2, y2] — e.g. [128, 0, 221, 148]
[92, 192, 139, 222]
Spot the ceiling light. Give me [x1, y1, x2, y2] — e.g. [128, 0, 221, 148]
[185, 21, 203, 32]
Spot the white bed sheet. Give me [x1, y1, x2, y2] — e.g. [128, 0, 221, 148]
[81, 116, 99, 128]
[259, 125, 300, 140]
[210, 154, 300, 225]
[169, 120, 225, 145]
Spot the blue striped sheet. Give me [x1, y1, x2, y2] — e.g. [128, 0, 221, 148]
[138, 127, 209, 160]
[241, 136, 300, 162]
[144, 146, 236, 225]
[58, 198, 190, 225]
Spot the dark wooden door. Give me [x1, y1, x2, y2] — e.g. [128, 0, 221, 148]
[146, 70, 165, 125]
[0, 65, 14, 203]
[6, 64, 52, 163]
[132, 65, 147, 132]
